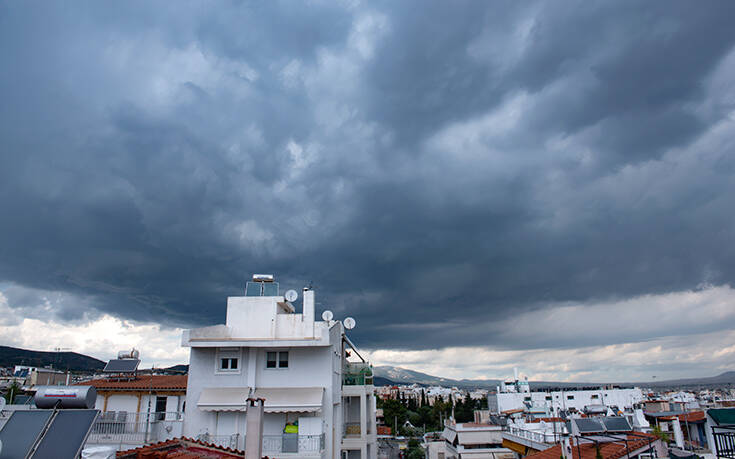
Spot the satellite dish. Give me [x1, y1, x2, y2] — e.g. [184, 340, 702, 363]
[344, 317, 356, 330]
[322, 310, 333, 321]
[285, 289, 298, 302]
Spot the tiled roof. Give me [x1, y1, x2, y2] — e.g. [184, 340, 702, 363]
[529, 417, 566, 423]
[526, 434, 659, 459]
[116, 437, 243, 458]
[76, 375, 187, 391]
[657, 411, 705, 423]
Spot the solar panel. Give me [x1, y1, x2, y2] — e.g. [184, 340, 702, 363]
[0, 410, 53, 458]
[602, 417, 632, 432]
[32, 410, 98, 459]
[574, 418, 605, 433]
[262, 282, 279, 296]
[245, 281, 262, 296]
[103, 358, 140, 373]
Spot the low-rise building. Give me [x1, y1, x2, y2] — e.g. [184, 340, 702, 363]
[442, 421, 516, 459]
[76, 374, 187, 450]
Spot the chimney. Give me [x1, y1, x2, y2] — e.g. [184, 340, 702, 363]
[562, 434, 572, 459]
[245, 398, 264, 459]
[303, 288, 315, 324]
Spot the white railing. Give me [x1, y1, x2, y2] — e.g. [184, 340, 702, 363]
[196, 433, 241, 449]
[506, 426, 560, 444]
[86, 412, 184, 446]
[262, 434, 324, 454]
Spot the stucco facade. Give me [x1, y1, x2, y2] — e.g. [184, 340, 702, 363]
[182, 280, 377, 459]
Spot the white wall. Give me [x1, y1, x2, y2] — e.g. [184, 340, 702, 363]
[106, 394, 140, 413]
[492, 388, 643, 414]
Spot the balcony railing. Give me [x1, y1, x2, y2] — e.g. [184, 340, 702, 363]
[506, 426, 561, 444]
[196, 433, 324, 455]
[196, 433, 241, 450]
[86, 411, 184, 446]
[343, 362, 373, 386]
[262, 434, 324, 454]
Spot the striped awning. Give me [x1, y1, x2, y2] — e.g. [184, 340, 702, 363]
[197, 387, 250, 412]
[253, 387, 323, 413]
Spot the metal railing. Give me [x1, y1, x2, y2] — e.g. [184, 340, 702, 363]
[196, 433, 241, 450]
[506, 426, 560, 444]
[343, 362, 373, 386]
[712, 426, 735, 459]
[262, 434, 325, 454]
[86, 411, 184, 446]
[195, 433, 325, 454]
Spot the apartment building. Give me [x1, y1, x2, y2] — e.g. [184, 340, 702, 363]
[181, 275, 377, 459]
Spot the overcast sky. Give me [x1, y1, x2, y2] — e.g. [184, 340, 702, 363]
[2, 1, 735, 382]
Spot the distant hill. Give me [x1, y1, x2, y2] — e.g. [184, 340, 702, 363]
[0, 345, 105, 372]
[373, 365, 735, 389]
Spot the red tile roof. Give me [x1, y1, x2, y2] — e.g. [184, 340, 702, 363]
[77, 375, 187, 391]
[116, 437, 243, 458]
[526, 434, 660, 459]
[529, 417, 566, 423]
[658, 411, 705, 423]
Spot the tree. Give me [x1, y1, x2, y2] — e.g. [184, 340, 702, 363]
[4, 381, 20, 404]
[381, 399, 408, 433]
[421, 389, 427, 407]
[652, 425, 670, 443]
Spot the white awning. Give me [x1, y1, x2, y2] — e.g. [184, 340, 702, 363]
[457, 430, 496, 445]
[253, 387, 324, 413]
[442, 427, 457, 443]
[197, 387, 250, 412]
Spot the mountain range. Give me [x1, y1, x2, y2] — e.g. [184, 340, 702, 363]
[1, 345, 732, 388]
[372, 366, 735, 389]
[0, 345, 105, 372]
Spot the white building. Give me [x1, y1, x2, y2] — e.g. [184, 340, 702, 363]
[489, 388, 643, 417]
[181, 275, 377, 459]
[442, 422, 516, 459]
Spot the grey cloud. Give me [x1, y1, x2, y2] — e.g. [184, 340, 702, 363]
[1, 1, 735, 359]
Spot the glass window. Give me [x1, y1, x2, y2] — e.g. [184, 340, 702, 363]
[279, 351, 289, 368]
[567, 395, 574, 400]
[267, 352, 277, 368]
[155, 396, 167, 420]
[219, 357, 238, 371]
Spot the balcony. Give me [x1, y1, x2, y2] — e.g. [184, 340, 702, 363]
[196, 433, 324, 455]
[86, 411, 184, 447]
[343, 362, 373, 386]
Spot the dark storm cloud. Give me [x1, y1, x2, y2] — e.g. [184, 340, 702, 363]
[2, 0, 735, 351]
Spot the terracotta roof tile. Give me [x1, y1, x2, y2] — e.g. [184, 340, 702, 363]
[116, 437, 244, 458]
[526, 434, 660, 459]
[77, 375, 187, 391]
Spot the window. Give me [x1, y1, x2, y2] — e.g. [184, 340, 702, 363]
[155, 396, 167, 421]
[216, 348, 241, 374]
[524, 396, 532, 401]
[267, 351, 289, 369]
[545, 396, 552, 401]
[220, 358, 238, 370]
[592, 394, 599, 399]
[567, 395, 575, 400]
